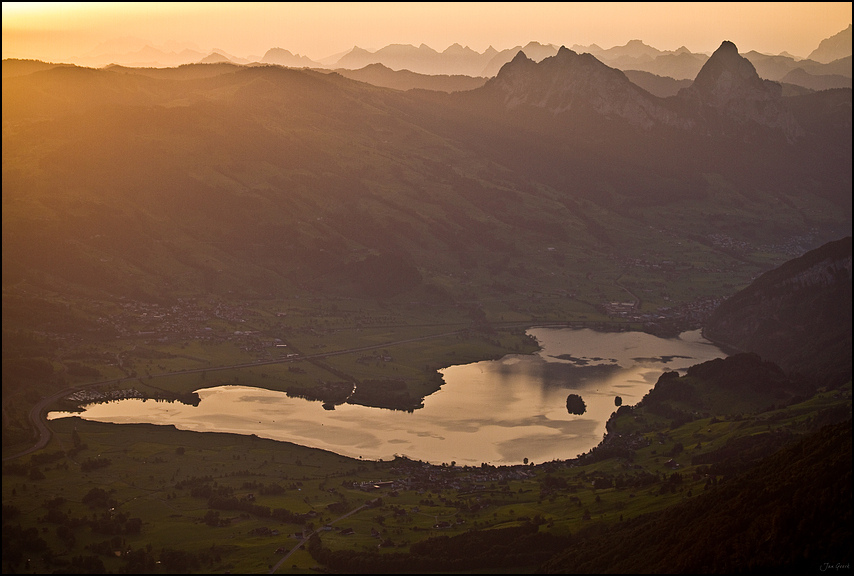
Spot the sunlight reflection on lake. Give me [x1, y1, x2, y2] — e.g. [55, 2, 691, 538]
[48, 328, 726, 465]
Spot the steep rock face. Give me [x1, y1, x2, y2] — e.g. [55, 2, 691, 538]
[486, 46, 692, 130]
[807, 24, 852, 64]
[678, 41, 802, 141]
[704, 237, 852, 386]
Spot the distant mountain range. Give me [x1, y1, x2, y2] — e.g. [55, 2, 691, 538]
[333, 42, 500, 76]
[49, 27, 851, 95]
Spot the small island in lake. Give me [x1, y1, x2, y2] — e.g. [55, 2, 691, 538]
[566, 393, 587, 415]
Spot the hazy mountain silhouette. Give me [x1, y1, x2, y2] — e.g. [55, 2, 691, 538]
[590, 38, 664, 61]
[571, 40, 709, 80]
[332, 43, 497, 76]
[779, 67, 852, 90]
[103, 62, 244, 80]
[199, 52, 233, 64]
[478, 42, 560, 77]
[70, 43, 207, 68]
[623, 70, 692, 98]
[743, 50, 852, 82]
[261, 47, 321, 68]
[331, 63, 487, 92]
[83, 36, 153, 56]
[43, 33, 854, 84]
[567, 36, 852, 86]
[807, 23, 852, 63]
[623, 51, 708, 81]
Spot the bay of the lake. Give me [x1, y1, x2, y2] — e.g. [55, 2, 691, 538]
[48, 328, 726, 466]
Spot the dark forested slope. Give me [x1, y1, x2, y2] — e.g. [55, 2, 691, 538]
[538, 419, 852, 573]
[705, 237, 852, 386]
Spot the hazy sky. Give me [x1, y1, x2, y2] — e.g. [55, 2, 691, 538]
[2, 2, 851, 63]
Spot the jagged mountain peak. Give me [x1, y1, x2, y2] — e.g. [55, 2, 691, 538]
[717, 39, 738, 53]
[690, 40, 766, 96]
[555, 45, 575, 57]
[487, 46, 690, 130]
[443, 43, 469, 54]
[483, 39, 807, 142]
[509, 50, 533, 64]
[495, 45, 602, 80]
[679, 40, 802, 141]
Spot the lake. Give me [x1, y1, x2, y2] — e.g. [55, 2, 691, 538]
[48, 328, 726, 466]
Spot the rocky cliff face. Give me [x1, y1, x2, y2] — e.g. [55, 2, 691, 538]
[678, 41, 803, 141]
[486, 42, 803, 141]
[704, 237, 852, 386]
[486, 46, 693, 130]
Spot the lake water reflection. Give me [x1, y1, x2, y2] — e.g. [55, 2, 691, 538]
[48, 329, 726, 465]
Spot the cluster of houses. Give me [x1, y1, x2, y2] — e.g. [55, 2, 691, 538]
[348, 462, 537, 496]
[87, 297, 260, 343]
[63, 387, 144, 404]
[653, 295, 724, 326]
[81, 298, 301, 360]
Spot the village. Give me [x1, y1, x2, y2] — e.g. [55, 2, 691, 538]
[262, 460, 546, 547]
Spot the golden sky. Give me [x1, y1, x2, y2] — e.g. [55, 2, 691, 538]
[2, 2, 851, 62]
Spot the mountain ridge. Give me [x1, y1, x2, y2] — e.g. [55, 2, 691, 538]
[482, 46, 691, 131]
[2, 46, 851, 308]
[14, 26, 851, 96]
[704, 237, 852, 386]
[808, 23, 853, 63]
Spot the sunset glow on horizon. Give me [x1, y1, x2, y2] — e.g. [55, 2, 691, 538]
[3, 2, 851, 64]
